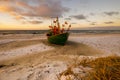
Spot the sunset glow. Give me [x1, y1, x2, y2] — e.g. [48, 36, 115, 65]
[0, 0, 120, 30]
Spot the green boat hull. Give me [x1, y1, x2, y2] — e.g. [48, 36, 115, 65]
[48, 33, 69, 45]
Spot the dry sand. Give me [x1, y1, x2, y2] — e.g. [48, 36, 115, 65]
[70, 34, 120, 56]
[0, 33, 120, 80]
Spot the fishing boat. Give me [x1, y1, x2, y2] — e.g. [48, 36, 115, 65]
[47, 32, 69, 45]
[47, 17, 71, 45]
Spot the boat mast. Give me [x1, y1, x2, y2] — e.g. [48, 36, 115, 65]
[56, 17, 60, 33]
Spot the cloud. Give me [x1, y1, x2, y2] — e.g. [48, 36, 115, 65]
[65, 18, 71, 20]
[13, 15, 25, 20]
[28, 21, 43, 24]
[71, 22, 77, 24]
[0, 0, 69, 23]
[0, 5, 17, 13]
[90, 22, 96, 25]
[70, 14, 87, 20]
[90, 13, 95, 16]
[104, 11, 119, 16]
[104, 21, 114, 24]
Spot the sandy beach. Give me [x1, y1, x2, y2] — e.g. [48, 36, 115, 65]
[0, 33, 120, 80]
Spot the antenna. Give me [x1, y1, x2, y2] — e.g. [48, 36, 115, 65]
[51, 17, 53, 26]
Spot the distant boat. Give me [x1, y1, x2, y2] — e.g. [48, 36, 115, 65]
[47, 32, 69, 45]
[46, 17, 71, 45]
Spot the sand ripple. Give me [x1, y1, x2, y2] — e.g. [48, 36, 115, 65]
[0, 43, 54, 61]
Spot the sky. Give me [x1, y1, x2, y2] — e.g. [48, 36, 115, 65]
[0, 0, 120, 30]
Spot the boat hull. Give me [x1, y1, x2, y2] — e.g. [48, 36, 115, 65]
[47, 33, 69, 45]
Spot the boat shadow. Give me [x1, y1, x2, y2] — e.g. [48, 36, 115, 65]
[41, 39, 80, 48]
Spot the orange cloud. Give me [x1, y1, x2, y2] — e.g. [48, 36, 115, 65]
[0, 0, 69, 24]
[0, 0, 69, 18]
[14, 15, 25, 20]
[0, 5, 12, 12]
